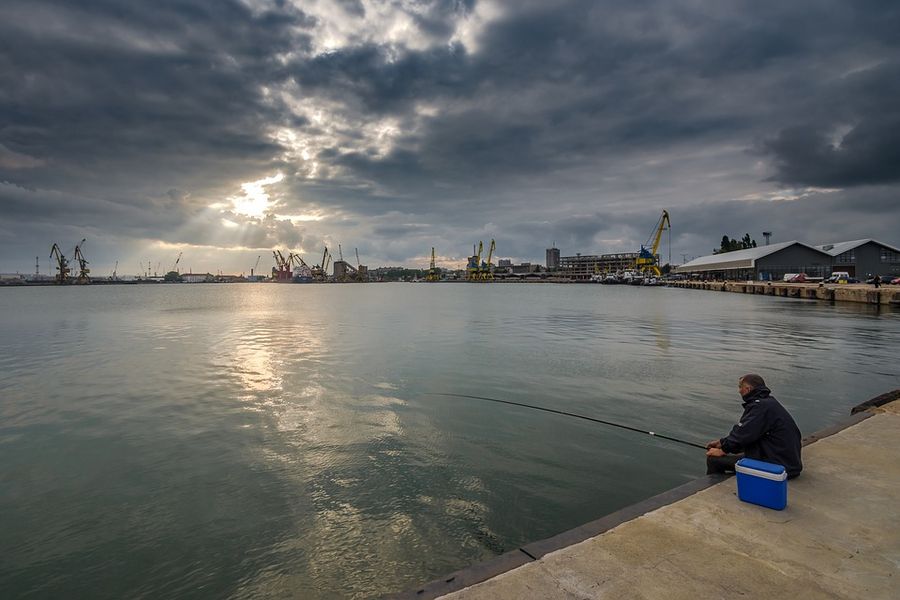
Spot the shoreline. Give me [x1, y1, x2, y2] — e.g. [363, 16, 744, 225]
[667, 279, 900, 306]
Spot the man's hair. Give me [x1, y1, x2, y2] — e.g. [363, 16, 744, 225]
[740, 373, 766, 389]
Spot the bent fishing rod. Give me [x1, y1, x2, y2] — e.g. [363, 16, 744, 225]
[426, 392, 707, 450]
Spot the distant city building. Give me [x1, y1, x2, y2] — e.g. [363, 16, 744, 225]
[498, 259, 512, 267]
[509, 262, 538, 274]
[546, 247, 560, 269]
[560, 252, 640, 280]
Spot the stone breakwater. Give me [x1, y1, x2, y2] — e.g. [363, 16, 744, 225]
[667, 280, 900, 306]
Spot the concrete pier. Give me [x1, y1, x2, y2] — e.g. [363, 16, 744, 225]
[668, 280, 900, 306]
[396, 393, 900, 599]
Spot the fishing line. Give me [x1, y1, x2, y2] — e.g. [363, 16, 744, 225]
[426, 392, 707, 450]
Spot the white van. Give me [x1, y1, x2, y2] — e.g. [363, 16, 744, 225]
[826, 271, 851, 283]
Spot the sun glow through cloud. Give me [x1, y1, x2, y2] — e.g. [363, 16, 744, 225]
[230, 172, 284, 218]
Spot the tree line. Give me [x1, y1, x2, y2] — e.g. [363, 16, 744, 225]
[714, 233, 757, 254]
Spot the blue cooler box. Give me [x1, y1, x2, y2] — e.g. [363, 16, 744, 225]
[735, 458, 787, 510]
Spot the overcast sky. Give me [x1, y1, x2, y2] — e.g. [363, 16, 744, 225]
[2, 0, 899, 275]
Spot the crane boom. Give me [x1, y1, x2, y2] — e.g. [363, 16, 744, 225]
[171, 251, 183, 274]
[649, 210, 670, 258]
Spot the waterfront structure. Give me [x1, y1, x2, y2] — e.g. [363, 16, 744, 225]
[560, 252, 640, 280]
[815, 239, 900, 279]
[546, 246, 560, 270]
[675, 241, 833, 280]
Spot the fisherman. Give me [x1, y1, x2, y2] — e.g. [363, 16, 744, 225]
[706, 374, 803, 478]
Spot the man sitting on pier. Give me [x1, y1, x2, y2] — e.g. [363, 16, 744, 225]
[706, 374, 803, 478]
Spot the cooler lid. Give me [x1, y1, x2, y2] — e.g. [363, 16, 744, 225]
[736, 458, 786, 475]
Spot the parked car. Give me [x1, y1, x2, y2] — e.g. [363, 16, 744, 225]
[825, 271, 853, 284]
[891, 277, 900, 285]
[866, 274, 895, 285]
[783, 273, 807, 283]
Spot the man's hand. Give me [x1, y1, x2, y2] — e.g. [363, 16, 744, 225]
[706, 447, 726, 457]
[706, 439, 722, 449]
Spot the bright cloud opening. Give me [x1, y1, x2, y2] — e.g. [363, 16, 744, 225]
[230, 173, 284, 218]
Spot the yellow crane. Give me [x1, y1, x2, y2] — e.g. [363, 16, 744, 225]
[50, 243, 70, 284]
[73, 239, 90, 283]
[479, 239, 496, 280]
[426, 247, 440, 281]
[636, 210, 671, 276]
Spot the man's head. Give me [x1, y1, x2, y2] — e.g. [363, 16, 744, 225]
[738, 373, 766, 397]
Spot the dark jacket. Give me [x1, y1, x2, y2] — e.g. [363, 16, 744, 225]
[720, 386, 803, 477]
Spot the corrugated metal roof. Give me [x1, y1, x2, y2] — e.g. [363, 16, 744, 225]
[816, 239, 900, 256]
[677, 240, 801, 271]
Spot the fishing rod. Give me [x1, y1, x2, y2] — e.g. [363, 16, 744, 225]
[426, 392, 707, 450]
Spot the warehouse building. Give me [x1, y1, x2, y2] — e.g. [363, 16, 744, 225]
[675, 241, 833, 280]
[815, 239, 900, 279]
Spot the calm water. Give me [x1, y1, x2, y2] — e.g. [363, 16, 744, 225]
[1, 283, 898, 598]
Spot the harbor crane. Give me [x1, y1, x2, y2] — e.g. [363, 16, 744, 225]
[170, 252, 183, 275]
[636, 210, 671, 277]
[251, 255, 261, 278]
[479, 239, 496, 280]
[50, 243, 70, 284]
[73, 238, 90, 283]
[272, 250, 293, 281]
[467, 241, 483, 281]
[426, 247, 440, 281]
[312, 246, 332, 281]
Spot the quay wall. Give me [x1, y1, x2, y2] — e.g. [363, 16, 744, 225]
[667, 280, 900, 306]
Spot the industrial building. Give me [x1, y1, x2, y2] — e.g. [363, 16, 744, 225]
[815, 239, 900, 279]
[675, 241, 836, 280]
[559, 252, 641, 280]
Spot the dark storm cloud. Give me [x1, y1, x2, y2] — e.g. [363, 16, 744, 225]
[283, 1, 900, 196]
[0, 0, 311, 197]
[286, 42, 473, 114]
[2, 0, 899, 272]
[762, 61, 900, 187]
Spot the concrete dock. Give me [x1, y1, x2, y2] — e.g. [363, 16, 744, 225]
[668, 280, 900, 306]
[397, 393, 900, 599]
